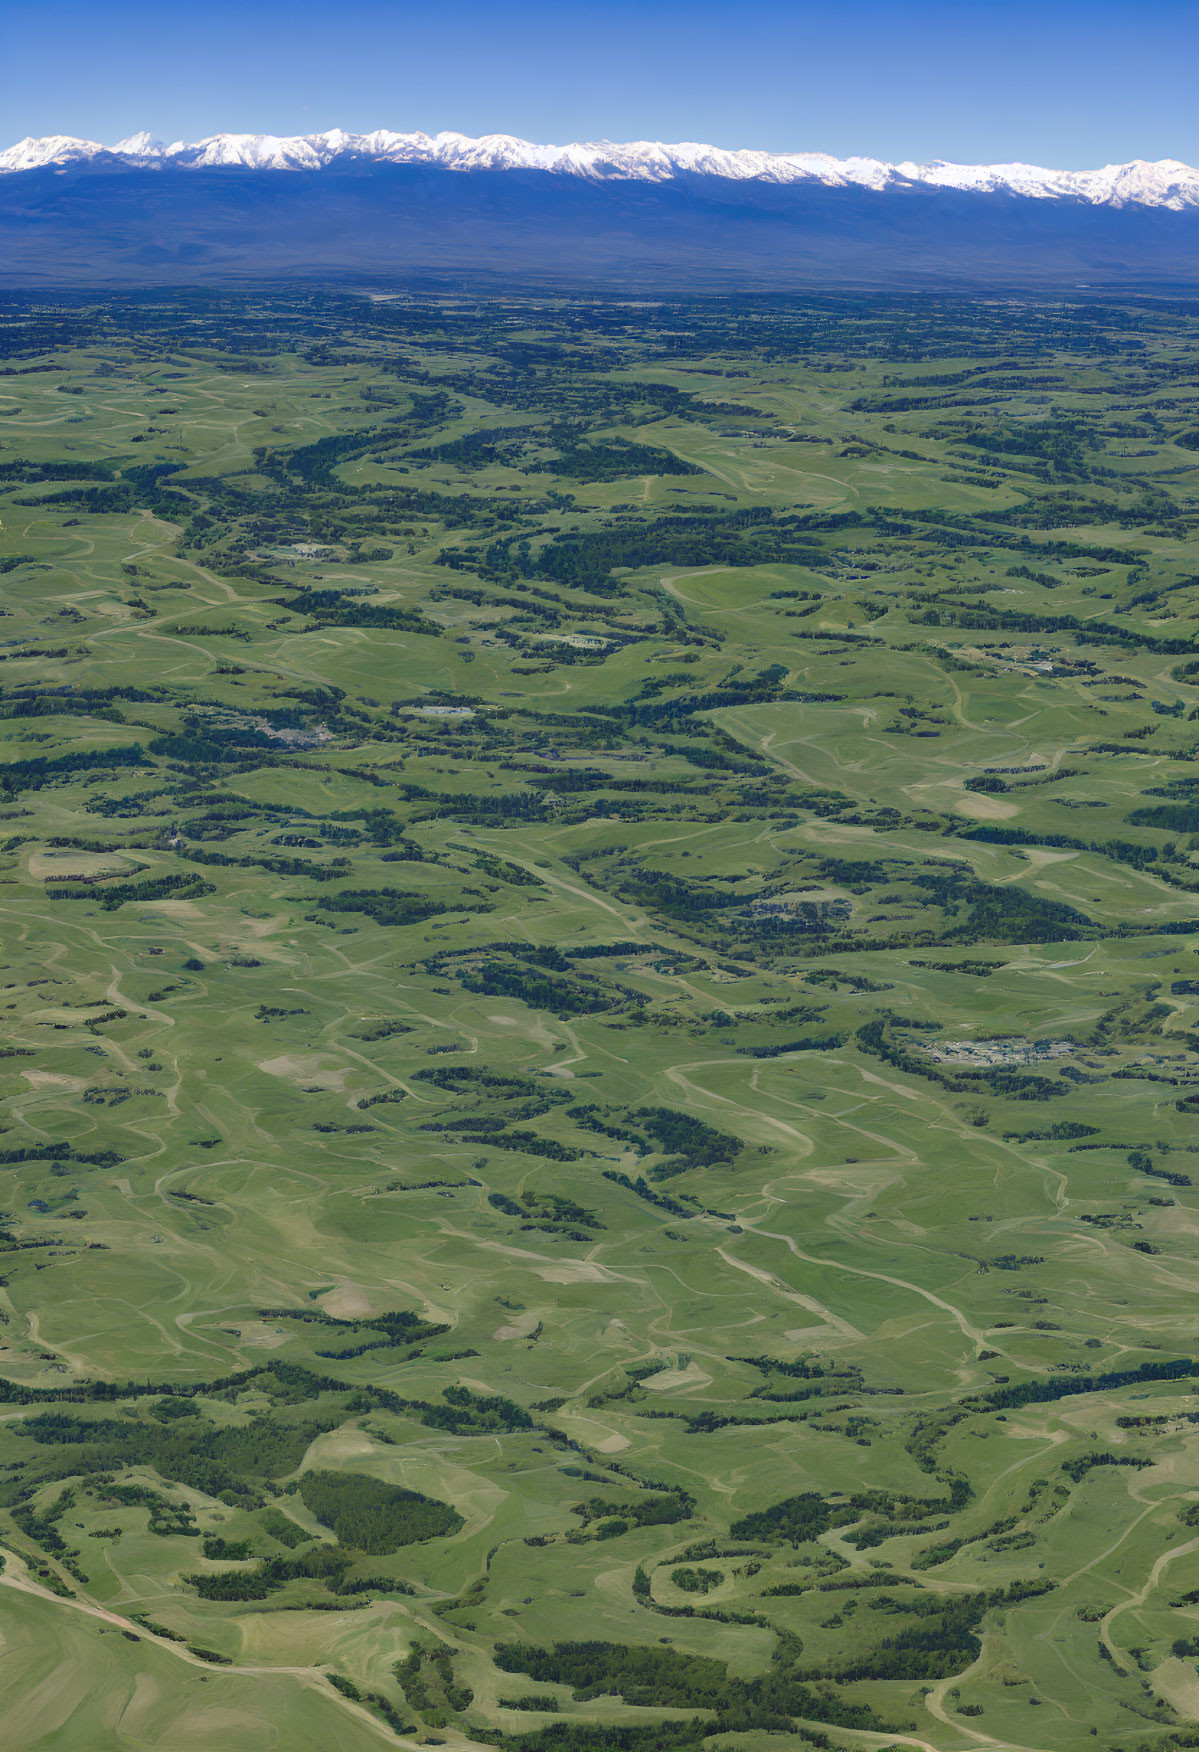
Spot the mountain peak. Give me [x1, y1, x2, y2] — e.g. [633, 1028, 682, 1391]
[111, 131, 164, 157]
[3, 127, 1199, 209]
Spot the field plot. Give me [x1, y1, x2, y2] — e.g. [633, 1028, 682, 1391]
[5, 290, 1199, 1748]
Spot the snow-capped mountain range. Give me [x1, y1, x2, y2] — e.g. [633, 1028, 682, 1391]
[5, 126, 1199, 209]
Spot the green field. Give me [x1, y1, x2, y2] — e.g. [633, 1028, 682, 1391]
[5, 288, 1199, 1750]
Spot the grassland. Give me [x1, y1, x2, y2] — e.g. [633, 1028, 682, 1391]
[3, 289, 1199, 1750]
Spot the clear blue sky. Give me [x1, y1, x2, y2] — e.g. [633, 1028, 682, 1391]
[4, 0, 1198, 169]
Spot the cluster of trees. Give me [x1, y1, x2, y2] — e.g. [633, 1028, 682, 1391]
[496, 1642, 729, 1708]
[0, 743, 145, 798]
[488, 1190, 602, 1239]
[314, 888, 458, 928]
[148, 729, 263, 764]
[467, 509, 825, 597]
[415, 1384, 533, 1434]
[457, 952, 623, 1017]
[670, 1566, 722, 1593]
[494, 1637, 886, 1734]
[632, 1107, 741, 1173]
[276, 589, 440, 636]
[730, 1491, 832, 1545]
[736, 1034, 843, 1058]
[0, 459, 116, 483]
[298, 1468, 462, 1551]
[190, 1540, 418, 1603]
[12, 1404, 344, 1505]
[253, 392, 455, 487]
[0, 682, 156, 721]
[326, 1672, 411, 1735]
[414, 1064, 571, 1103]
[819, 1581, 1052, 1683]
[183, 845, 350, 880]
[529, 438, 705, 482]
[259, 1304, 448, 1360]
[972, 1355, 1199, 1411]
[572, 1487, 694, 1531]
[49, 871, 214, 911]
[0, 1142, 122, 1169]
[1060, 1450, 1150, 1483]
[1129, 1150, 1192, 1187]
[395, 1642, 473, 1729]
[424, 1118, 580, 1162]
[914, 600, 1196, 656]
[601, 1171, 700, 1221]
[730, 1470, 971, 1554]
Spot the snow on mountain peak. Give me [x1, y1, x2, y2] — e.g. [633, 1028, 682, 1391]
[2, 128, 1199, 208]
[111, 132, 164, 158]
[0, 134, 105, 173]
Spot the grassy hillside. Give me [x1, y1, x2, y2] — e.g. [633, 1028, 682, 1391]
[2, 288, 1199, 1749]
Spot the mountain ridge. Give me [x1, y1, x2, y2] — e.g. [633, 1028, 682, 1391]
[7, 126, 1199, 209]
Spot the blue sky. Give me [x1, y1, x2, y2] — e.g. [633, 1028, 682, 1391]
[3, 0, 1198, 169]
